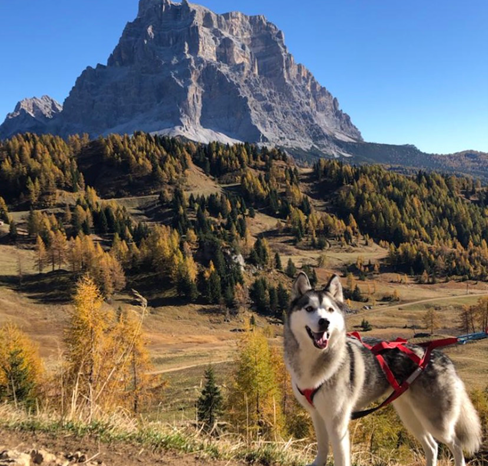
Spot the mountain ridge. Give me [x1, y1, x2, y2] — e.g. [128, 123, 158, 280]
[0, 0, 361, 154]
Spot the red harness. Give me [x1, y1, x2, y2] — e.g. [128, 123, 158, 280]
[296, 332, 458, 419]
[296, 385, 321, 407]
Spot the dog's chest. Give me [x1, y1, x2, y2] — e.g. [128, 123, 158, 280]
[285, 344, 345, 392]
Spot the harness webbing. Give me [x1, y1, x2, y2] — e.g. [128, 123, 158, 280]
[296, 383, 324, 407]
[350, 332, 458, 420]
[295, 332, 459, 418]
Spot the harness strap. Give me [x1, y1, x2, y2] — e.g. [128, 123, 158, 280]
[374, 353, 401, 391]
[349, 333, 458, 420]
[418, 337, 459, 349]
[370, 340, 422, 366]
[296, 382, 324, 407]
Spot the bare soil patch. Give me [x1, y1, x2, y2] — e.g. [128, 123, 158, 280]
[0, 428, 244, 466]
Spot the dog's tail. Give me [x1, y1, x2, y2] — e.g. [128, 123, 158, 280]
[455, 388, 482, 456]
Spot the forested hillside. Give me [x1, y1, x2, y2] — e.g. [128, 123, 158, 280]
[331, 140, 488, 181]
[314, 160, 488, 280]
[2, 132, 488, 305]
[0, 132, 487, 465]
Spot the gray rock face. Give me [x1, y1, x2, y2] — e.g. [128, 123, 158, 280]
[0, 96, 62, 140]
[1, 0, 362, 152]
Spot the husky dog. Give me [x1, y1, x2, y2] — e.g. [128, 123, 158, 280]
[284, 273, 482, 466]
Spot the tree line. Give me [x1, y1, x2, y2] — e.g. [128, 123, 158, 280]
[314, 159, 488, 280]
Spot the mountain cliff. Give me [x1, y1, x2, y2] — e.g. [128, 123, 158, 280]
[0, 0, 361, 153]
[0, 96, 62, 140]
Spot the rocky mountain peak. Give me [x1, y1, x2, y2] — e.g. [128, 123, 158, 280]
[1, 1, 362, 154]
[13, 95, 62, 121]
[137, 0, 184, 19]
[137, 0, 162, 17]
[0, 96, 62, 140]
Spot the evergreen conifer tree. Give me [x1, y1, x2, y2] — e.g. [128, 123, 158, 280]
[361, 319, 372, 331]
[352, 285, 363, 302]
[277, 283, 290, 313]
[269, 285, 278, 315]
[9, 221, 17, 242]
[207, 271, 222, 304]
[274, 252, 282, 271]
[250, 278, 269, 313]
[286, 258, 297, 278]
[197, 365, 223, 432]
[310, 268, 318, 287]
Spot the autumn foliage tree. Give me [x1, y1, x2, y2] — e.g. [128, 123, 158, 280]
[423, 308, 440, 334]
[66, 235, 126, 297]
[227, 329, 283, 440]
[110, 298, 158, 414]
[35, 235, 47, 273]
[63, 276, 156, 420]
[270, 346, 311, 439]
[63, 275, 111, 418]
[0, 196, 9, 222]
[459, 297, 488, 334]
[0, 323, 43, 408]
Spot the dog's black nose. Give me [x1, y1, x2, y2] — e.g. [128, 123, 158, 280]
[318, 318, 329, 330]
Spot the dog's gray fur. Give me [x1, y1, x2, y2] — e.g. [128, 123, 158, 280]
[284, 272, 482, 466]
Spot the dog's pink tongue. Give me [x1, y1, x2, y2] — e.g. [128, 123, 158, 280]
[315, 333, 328, 349]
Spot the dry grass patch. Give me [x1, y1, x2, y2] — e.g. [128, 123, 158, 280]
[0, 244, 37, 276]
[185, 164, 222, 196]
[0, 285, 68, 362]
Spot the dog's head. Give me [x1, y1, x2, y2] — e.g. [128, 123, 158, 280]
[287, 272, 345, 351]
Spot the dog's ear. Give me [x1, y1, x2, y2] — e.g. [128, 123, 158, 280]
[292, 272, 312, 300]
[324, 274, 343, 303]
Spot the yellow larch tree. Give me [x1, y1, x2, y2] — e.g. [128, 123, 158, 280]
[110, 300, 159, 414]
[0, 323, 44, 408]
[35, 235, 47, 273]
[227, 329, 283, 441]
[64, 276, 156, 420]
[64, 275, 112, 419]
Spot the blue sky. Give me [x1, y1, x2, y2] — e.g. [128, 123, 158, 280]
[0, 0, 487, 154]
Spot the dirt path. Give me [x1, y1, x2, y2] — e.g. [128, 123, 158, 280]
[151, 358, 233, 375]
[0, 428, 243, 466]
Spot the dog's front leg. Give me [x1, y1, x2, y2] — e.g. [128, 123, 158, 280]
[326, 415, 350, 466]
[307, 410, 329, 466]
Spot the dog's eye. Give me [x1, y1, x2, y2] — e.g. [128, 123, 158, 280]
[305, 306, 315, 313]
[327, 307, 334, 313]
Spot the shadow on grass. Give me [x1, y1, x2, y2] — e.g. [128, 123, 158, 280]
[126, 271, 198, 308]
[196, 305, 223, 316]
[0, 270, 74, 304]
[148, 295, 194, 308]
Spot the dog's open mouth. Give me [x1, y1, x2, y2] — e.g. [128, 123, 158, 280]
[306, 326, 329, 349]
